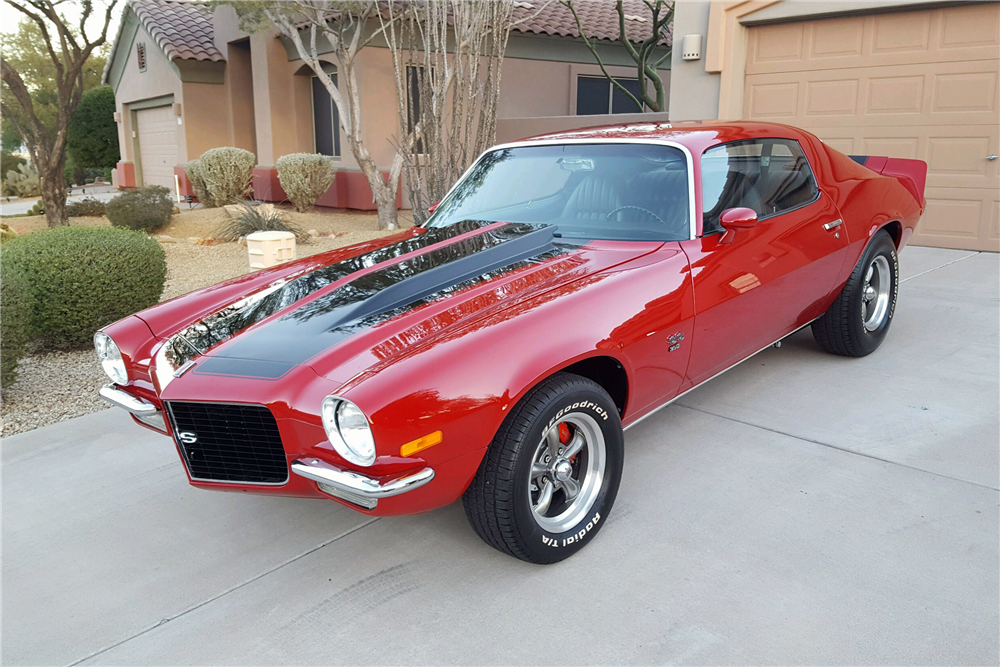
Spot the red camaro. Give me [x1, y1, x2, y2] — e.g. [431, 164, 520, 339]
[97, 121, 926, 563]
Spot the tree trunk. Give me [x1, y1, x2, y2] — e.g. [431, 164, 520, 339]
[354, 148, 399, 231]
[39, 156, 68, 227]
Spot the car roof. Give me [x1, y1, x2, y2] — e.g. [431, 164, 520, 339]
[512, 120, 813, 156]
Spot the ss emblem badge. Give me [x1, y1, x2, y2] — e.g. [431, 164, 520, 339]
[178, 431, 198, 445]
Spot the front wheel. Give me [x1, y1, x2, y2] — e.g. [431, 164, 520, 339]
[812, 229, 899, 357]
[462, 373, 624, 563]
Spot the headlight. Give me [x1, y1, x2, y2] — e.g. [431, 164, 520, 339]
[94, 332, 128, 385]
[321, 397, 376, 467]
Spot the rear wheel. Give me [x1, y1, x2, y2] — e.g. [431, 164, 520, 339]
[812, 230, 898, 357]
[462, 373, 623, 563]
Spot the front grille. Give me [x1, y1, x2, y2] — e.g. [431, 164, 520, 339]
[166, 402, 288, 484]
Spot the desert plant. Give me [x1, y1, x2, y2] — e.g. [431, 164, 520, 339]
[105, 185, 173, 231]
[0, 223, 19, 245]
[185, 159, 215, 207]
[276, 153, 336, 212]
[28, 200, 44, 216]
[65, 197, 107, 217]
[6, 163, 40, 198]
[2, 226, 166, 349]
[215, 201, 307, 242]
[0, 255, 35, 389]
[198, 147, 255, 206]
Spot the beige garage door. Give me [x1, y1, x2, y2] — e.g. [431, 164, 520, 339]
[744, 4, 1000, 251]
[135, 105, 178, 190]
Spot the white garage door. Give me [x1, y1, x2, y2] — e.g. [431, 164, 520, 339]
[135, 105, 178, 190]
[743, 4, 1000, 251]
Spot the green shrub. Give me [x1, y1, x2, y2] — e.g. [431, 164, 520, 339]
[2, 226, 166, 349]
[0, 256, 34, 389]
[67, 86, 120, 171]
[198, 147, 255, 206]
[215, 201, 307, 242]
[28, 200, 44, 216]
[276, 153, 336, 212]
[106, 185, 173, 231]
[185, 158, 215, 207]
[65, 197, 107, 217]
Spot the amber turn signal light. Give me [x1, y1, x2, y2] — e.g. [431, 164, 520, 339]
[400, 430, 443, 458]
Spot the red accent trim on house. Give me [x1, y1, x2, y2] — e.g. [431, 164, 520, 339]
[252, 167, 288, 202]
[250, 166, 402, 210]
[117, 161, 136, 188]
[174, 166, 194, 198]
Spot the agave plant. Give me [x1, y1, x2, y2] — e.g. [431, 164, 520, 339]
[214, 201, 308, 242]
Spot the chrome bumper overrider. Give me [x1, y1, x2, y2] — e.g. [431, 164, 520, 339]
[99, 383, 165, 430]
[291, 458, 435, 509]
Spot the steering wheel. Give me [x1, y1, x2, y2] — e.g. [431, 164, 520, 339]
[605, 206, 665, 225]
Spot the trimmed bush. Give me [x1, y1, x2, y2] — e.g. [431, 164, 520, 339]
[2, 227, 166, 348]
[198, 147, 255, 206]
[106, 185, 174, 231]
[215, 201, 307, 242]
[0, 256, 34, 389]
[65, 197, 107, 217]
[185, 159, 215, 207]
[276, 153, 336, 212]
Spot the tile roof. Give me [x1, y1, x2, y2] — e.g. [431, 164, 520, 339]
[511, 0, 673, 47]
[113, 0, 669, 72]
[130, 0, 224, 62]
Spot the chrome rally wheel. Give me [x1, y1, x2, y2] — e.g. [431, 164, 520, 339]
[463, 373, 624, 564]
[861, 255, 891, 332]
[529, 414, 606, 534]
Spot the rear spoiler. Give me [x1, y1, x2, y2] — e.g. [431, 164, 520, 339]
[849, 155, 927, 209]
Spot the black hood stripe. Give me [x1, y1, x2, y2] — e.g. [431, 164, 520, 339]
[158, 220, 495, 373]
[193, 223, 562, 379]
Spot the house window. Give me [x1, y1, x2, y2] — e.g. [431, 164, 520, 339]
[311, 75, 341, 158]
[406, 65, 430, 153]
[576, 75, 643, 115]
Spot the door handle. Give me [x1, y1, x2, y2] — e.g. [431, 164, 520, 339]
[823, 219, 843, 230]
[987, 154, 998, 161]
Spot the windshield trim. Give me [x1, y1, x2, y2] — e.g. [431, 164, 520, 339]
[423, 138, 698, 242]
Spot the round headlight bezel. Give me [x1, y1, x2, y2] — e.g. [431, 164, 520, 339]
[94, 332, 128, 385]
[321, 396, 376, 467]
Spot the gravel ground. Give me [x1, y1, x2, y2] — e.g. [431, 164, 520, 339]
[0, 210, 410, 437]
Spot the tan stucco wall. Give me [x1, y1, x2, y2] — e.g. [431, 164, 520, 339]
[113, 22, 184, 161]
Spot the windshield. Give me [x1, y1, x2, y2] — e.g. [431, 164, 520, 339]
[426, 143, 690, 242]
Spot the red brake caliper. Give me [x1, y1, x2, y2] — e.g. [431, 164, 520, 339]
[558, 422, 578, 463]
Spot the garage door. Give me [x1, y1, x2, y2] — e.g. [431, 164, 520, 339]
[743, 4, 1000, 251]
[135, 105, 178, 190]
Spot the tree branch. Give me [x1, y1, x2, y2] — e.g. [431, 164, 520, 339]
[560, 0, 644, 113]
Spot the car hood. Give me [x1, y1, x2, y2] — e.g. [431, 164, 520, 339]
[150, 220, 660, 391]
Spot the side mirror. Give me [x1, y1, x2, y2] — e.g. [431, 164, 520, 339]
[719, 207, 759, 244]
[427, 200, 441, 215]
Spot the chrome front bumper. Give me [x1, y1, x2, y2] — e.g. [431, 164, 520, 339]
[290, 457, 435, 510]
[99, 383, 166, 430]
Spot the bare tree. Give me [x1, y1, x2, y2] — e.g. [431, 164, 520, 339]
[561, 0, 673, 113]
[1, 0, 119, 227]
[229, 1, 406, 230]
[379, 0, 534, 225]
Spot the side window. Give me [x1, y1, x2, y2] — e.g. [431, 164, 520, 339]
[701, 139, 818, 234]
[758, 140, 818, 215]
[701, 140, 763, 234]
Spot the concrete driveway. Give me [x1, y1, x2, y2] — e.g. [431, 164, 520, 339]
[3, 246, 997, 666]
